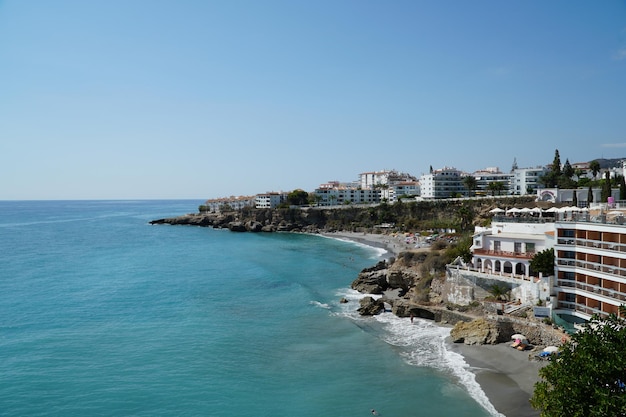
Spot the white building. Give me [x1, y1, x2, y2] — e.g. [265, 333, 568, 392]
[420, 167, 465, 199]
[472, 167, 512, 196]
[255, 192, 287, 209]
[203, 196, 256, 212]
[510, 166, 549, 195]
[381, 181, 420, 203]
[313, 186, 380, 206]
[359, 170, 416, 190]
[471, 219, 555, 280]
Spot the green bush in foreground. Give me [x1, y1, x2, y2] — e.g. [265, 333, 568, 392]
[530, 311, 626, 417]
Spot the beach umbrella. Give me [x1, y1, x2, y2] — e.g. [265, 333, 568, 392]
[531, 207, 543, 214]
[543, 346, 559, 353]
[520, 207, 532, 214]
[506, 208, 521, 214]
[511, 333, 526, 340]
[489, 208, 504, 213]
[545, 207, 558, 213]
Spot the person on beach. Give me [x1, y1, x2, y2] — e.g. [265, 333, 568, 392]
[410, 313, 414, 323]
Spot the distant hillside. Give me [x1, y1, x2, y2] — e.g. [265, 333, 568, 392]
[593, 158, 624, 169]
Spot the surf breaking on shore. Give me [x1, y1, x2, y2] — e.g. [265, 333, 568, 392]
[325, 231, 541, 417]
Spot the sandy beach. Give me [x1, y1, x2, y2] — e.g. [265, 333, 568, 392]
[322, 231, 420, 260]
[326, 231, 545, 417]
[450, 342, 545, 417]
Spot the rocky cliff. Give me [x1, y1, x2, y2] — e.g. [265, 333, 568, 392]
[150, 197, 537, 233]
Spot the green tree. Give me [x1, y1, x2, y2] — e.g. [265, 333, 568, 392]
[620, 176, 626, 200]
[562, 158, 574, 179]
[287, 189, 310, 206]
[462, 175, 478, 197]
[572, 190, 578, 207]
[539, 171, 558, 188]
[588, 185, 594, 204]
[457, 204, 474, 231]
[551, 149, 562, 176]
[589, 160, 601, 179]
[530, 311, 626, 417]
[529, 248, 555, 276]
[487, 181, 505, 196]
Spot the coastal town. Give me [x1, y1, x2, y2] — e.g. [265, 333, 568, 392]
[151, 152, 626, 416]
[201, 157, 625, 211]
[193, 154, 626, 335]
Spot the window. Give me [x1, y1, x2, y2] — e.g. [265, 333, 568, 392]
[526, 243, 535, 253]
[514, 242, 522, 253]
[494, 241, 501, 251]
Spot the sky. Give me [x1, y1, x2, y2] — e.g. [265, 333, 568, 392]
[1, 1, 626, 200]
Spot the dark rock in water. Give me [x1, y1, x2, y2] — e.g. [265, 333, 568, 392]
[228, 222, 247, 232]
[357, 296, 384, 316]
[351, 269, 388, 294]
[339, 297, 349, 304]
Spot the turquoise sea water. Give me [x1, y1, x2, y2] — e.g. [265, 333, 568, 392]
[0, 200, 501, 417]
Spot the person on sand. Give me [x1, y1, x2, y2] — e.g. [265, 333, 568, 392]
[410, 313, 414, 324]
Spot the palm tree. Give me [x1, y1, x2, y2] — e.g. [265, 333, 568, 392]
[462, 175, 477, 197]
[589, 160, 601, 179]
[487, 181, 506, 196]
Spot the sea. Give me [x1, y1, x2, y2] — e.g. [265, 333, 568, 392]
[0, 200, 503, 417]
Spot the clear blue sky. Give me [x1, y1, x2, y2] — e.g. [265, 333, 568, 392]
[1, 1, 625, 200]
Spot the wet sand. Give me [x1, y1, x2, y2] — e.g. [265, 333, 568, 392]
[450, 342, 545, 417]
[322, 231, 424, 260]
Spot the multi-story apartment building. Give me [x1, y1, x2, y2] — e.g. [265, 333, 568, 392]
[553, 207, 626, 329]
[420, 167, 466, 199]
[448, 203, 626, 332]
[380, 181, 421, 203]
[203, 196, 256, 212]
[510, 166, 549, 195]
[472, 167, 512, 196]
[255, 192, 287, 209]
[313, 186, 380, 206]
[359, 170, 416, 190]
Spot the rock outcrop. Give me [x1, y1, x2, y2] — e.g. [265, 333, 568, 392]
[449, 319, 500, 345]
[357, 296, 385, 315]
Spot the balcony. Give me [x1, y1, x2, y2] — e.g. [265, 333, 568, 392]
[556, 300, 604, 317]
[474, 248, 536, 259]
[556, 237, 626, 253]
[556, 258, 626, 278]
[557, 279, 626, 303]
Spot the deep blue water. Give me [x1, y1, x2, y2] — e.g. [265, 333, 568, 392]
[0, 200, 500, 416]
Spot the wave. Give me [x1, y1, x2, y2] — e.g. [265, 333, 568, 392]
[309, 300, 331, 310]
[333, 288, 504, 417]
[317, 234, 388, 259]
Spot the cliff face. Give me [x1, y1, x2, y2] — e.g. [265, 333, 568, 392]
[150, 197, 536, 233]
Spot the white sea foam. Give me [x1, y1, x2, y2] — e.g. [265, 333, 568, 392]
[318, 234, 388, 259]
[333, 288, 504, 417]
[310, 300, 331, 310]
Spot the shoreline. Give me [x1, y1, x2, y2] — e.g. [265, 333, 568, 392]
[326, 231, 543, 417]
[449, 342, 543, 417]
[321, 231, 422, 260]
